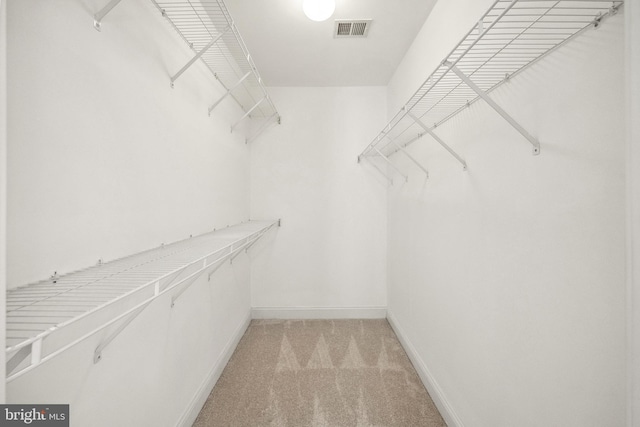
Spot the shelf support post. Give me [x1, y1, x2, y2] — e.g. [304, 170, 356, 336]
[94, 0, 125, 31]
[208, 71, 252, 115]
[447, 63, 540, 155]
[407, 112, 467, 170]
[170, 27, 230, 88]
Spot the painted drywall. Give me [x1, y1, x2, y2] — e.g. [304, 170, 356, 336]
[387, 0, 494, 114]
[6, 0, 256, 424]
[627, 1, 640, 425]
[7, 259, 252, 427]
[7, 0, 251, 289]
[250, 86, 387, 313]
[386, 3, 626, 427]
[0, 0, 7, 403]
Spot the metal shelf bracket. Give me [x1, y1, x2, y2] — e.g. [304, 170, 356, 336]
[361, 155, 394, 186]
[245, 113, 280, 144]
[374, 148, 408, 182]
[393, 141, 429, 179]
[447, 63, 541, 156]
[6, 346, 31, 377]
[170, 258, 224, 307]
[407, 112, 467, 171]
[231, 97, 266, 133]
[94, 0, 125, 31]
[208, 71, 252, 115]
[94, 302, 151, 364]
[170, 26, 231, 88]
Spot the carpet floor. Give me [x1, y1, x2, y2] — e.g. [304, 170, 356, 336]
[193, 319, 447, 427]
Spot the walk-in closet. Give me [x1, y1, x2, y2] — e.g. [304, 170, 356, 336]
[1, 0, 639, 426]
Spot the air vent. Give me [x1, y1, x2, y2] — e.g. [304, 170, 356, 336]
[334, 19, 371, 38]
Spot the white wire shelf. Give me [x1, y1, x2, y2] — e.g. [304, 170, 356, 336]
[5, 220, 279, 382]
[358, 0, 623, 179]
[94, 0, 280, 143]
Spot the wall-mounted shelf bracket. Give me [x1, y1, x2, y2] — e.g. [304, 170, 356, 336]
[230, 230, 266, 263]
[171, 258, 224, 307]
[360, 155, 394, 185]
[407, 112, 467, 171]
[392, 140, 429, 179]
[231, 96, 266, 133]
[6, 346, 31, 377]
[94, 0, 125, 31]
[208, 71, 252, 115]
[206, 258, 229, 282]
[172, 223, 276, 305]
[245, 113, 280, 144]
[374, 148, 408, 182]
[447, 62, 540, 155]
[170, 26, 231, 88]
[6, 338, 42, 377]
[94, 301, 152, 363]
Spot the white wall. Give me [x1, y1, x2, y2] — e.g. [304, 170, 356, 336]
[6, 0, 254, 424]
[7, 259, 252, 427]
[7, 0, 251, 289]
[250, 87, 387, 317]
[386, 3, 626, 427]
[627, 0, 640, 425]
[387, 0, 493, 114]
[0, 0, 8, 403]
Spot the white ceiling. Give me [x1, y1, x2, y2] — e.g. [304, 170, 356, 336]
[224, 0, 438, 87]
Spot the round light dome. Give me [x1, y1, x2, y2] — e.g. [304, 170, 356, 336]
[303, 0, 336, 22]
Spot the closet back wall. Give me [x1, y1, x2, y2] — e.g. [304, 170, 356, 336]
[250, 87, 387, 318]
[7, 0, 250, 288]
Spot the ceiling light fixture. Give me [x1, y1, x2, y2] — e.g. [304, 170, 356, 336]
[303, 0, 336, 22]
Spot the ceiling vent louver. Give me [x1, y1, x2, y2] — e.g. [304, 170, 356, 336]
[334, 19, 371, 38]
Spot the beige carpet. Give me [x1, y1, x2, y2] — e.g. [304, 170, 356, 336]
[194, 319, 447, 426]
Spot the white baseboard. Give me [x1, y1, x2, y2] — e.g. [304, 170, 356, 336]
[251, 306, 387, 319]
[177, 311, 251, 427]
[387, 310, 464, 427]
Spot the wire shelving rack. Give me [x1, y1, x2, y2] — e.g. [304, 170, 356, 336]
[5, 220, 279, 382]
[94, 0, 280, 143]
[358, 0, 623, 182]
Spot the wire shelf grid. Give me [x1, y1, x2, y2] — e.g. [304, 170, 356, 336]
[5, 220, 279, 382]
[359, 0, 622, 160]
[151, 0, 279, 134]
